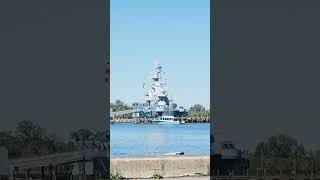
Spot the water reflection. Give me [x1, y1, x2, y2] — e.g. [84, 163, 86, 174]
[110, 123, 209, 157]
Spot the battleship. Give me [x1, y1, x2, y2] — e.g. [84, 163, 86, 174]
[139, 63, 187, 124]
[110, 63, 207, 124]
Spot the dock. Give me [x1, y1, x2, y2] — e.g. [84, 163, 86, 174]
[210, 168, 320, 180]
[110, 116, 210, 123]
[111, 107, 209, 123]
[7, 149, 109, 180]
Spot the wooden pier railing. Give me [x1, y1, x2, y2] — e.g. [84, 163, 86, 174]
[211, 168, 320, 180]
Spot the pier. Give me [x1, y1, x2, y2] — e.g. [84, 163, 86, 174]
[110, 114, 210, 123]
[210, 169, 320, 180]
[111, 107, 209, 124]
[7, 149, 108, 180]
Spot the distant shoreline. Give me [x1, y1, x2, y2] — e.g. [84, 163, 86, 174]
[110, 122, 210, 124]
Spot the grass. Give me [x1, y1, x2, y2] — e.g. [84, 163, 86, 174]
[152, 172, 163, 179]
[110, 171, 124, 180]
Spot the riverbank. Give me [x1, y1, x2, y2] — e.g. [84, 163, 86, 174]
[110, 155, 210, 179]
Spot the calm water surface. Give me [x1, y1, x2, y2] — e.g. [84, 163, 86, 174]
[110, 123, 209, 157]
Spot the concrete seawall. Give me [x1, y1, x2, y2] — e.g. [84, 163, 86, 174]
[110, 155, 210, 178]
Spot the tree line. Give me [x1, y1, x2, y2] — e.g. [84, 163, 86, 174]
[111, 99, 210, 116]
[0, 120, 106, 159]
[188, 104, 210, 117]
[250, 134, 320, 172]
[110, 100, 134, 112]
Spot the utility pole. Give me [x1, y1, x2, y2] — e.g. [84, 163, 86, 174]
[82, 133, 86, 180]
[293, 146, 296, 178]
[261, 148, 264, 169]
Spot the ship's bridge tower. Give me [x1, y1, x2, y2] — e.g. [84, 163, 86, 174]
[143, 63, 183, 117]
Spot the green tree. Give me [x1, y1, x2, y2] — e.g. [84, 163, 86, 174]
[188, 104, 210, 116]
[251, 134, 307, 171]
[70, 128, 95, 142]
[15, 120, 45, 142]
[1, 120, 75, 158]
[111, 99, 132, 111]
[1, 121, 105, 159]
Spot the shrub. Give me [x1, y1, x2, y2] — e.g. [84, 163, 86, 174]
[152, 172, 163, 179]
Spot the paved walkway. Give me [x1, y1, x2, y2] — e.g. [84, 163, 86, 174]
[138, 176, 210, 180]
[164, 177, 210, 180]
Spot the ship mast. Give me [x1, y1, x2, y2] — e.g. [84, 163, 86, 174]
[143, 63, 169, 115]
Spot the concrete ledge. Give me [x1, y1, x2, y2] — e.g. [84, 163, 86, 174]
[110, 155, 210, 178]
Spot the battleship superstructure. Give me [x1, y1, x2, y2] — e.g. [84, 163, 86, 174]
[141, 63, 187, 118]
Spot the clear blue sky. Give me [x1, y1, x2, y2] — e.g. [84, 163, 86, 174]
[111, 0, 210, 109]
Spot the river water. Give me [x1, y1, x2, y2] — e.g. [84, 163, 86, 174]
[110, 123, 210, 157]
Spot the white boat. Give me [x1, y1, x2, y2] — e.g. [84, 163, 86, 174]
[151, 115, 185, 125]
